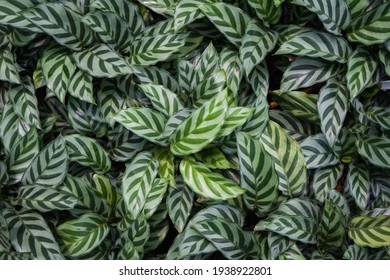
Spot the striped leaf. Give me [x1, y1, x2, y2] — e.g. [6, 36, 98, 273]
[0, 48, 21, 84]
[347, 47, 377, 100]
[357, 136, 390, 169]
[279, 244, 306, 260]
[194, 147, 236, 170]
[311, 164, 343, 203]
[82, 11, 133, 53]
[248, 61, 269, 97]
[144, 178, 169, 219]
[191, 71, 226, 107]
[275, 31, 352, 63]
[167, 181, 194, 233]
[154, 148, 176, 188]
[300, 134, 339, 169]
[178, 228, 217, 257]
[9, 76, 41, 128]
[194, 218, 259, 260]
[22, 3, 93, 51]
[117, 215, 150, 251]
[7, 127, 39, 185]
[117, 240, 139, 260]
[274, 24, 314, 45]
[247, 0, 282, 26]
[343, 244, 368, 260]
[347, 160, 370, 210]
[132, 65, 180, 93]
[0, 210, 10, 251]
[90, 0, 145, 36]
[21, 137, 68, 188]
[14, 185, 77, 213]
[129, 33, 188, 66]
[174, 0, 206, 31]
[291, 0, 351, 35]
[346, 0, 370, 19]
[236, 132, 279, 215]
[281, 58, 344, 93]
[199, 3, 251, 47]
[367, 106, 390, 130]
[180, 157, 245, 200]
[92, 174, 118, 209]
[318, 78, 349, 146]
[74, 44, 133, 78]
[0, 161, 8, 188]
[114, 108, 167, 145]
[68, 69, 95, 104]
[139, 83, 184, 117]
[108, 127, 146, 162]
[220, 48, 243, 96]
[0, 0, 39, 31]
[3, 208, 64, 260]
[217, 107, 254, 138]
[347, 3, 390, 46]
[327, 189, 351, 220]
[42, 44, 76, 103]
[63, 134, 111, 174]
[348, 215, 390, 248]
[194, 42, 220, 87]
[57, 213, 109, 257]
[122, 151, 159, 219]
[0, 251, 31, 260]
[58, 174, 110, 216]
[97, 80, 126, 126]
[239, 21, 278, 76]
[170, 90, 227, 156]
[318, 200, 346, 248]
[267, 232, 295, 260]
[259, 120, 307, 196]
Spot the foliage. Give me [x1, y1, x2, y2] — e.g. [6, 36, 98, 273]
[0, 0, 390, 260]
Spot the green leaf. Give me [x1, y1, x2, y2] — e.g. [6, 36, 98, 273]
[343, 244, 368, 260]
[275, 31, 352, 63]
[178, 228, 217, 257]
[96, 80, 126, 126]
[191, 70, 226, 107]
[347, 47, 378, 100]
[114, 107, 167, 145]
[194, 218, 259, 259]
[194, 42, 220, 87]
[318, 78, 349, 146]
[63, 134, 111, 174]
[274, 24, 314, 45]
[132, 65, 181, 93]
[174, 0, 206, 31]
[68, 69, 95, 104]
[118, 215, 150, 254]
[199, 3, 251, 47]
[367, 106, 390, 130]
[90, 0, 145, 36]
[217, 107, 254, 138]
[357, 136, 390, 169]
[236, 132, 279, 215]
[9, 76, 41, 128]
[248, 61, 269, 97]
[167, 181, 194, 232]
[74, 44, 133, 78]
[318, 200, 346, 248]
[23, 3, 93, 51]
[139, 83, 184, 117]
[92, 174, 118, 209]
[14, 185, 77, 213]
[247, 0, 282, 26]
[42, 44, 76, 103]
[117, 239, 139, 260]
[21, 137, 68, 188]
[144, 178, 169, 219]
[155, 148, 176, 188]
[311, 164, 343, 203]
[3, 208, 64, 259]
[327, 189, 351, 220]
[291, 0, 351, 35]
[347, 3, 390, 46]
[82, 11, 133, 53]
[347, 160, 370, 210]
[0, 0, 39, 31]
[7, 127, 39, 185]
[220, 48, 243, 96]
[0, 48, 21, 84]
[346, 0, 370, 19]
[348, 215, 390, 248]
[194, 147, 236, 170]
[170, 90, 228, 156]
[300, 133, 339, 169]
[239, 21, 278, 76]
[129, 33, 188, 66]
[281, 57, 344, 93]
[57, 213, 109, 257]
[180, 157, 245, 200]
[267, 232, 295, 260]
[122, 151, 159, 219]
[259, 120, 307, 196]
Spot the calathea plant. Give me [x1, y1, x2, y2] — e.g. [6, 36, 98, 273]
[0, 0, 389, 260]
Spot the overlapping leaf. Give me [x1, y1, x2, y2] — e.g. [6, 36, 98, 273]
[348, 215, 390, 248]
[357, 136, 390, 169]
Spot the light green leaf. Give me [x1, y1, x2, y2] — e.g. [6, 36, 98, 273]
[170, 90, 227, 156]
[236, 132, 279, 215]
[247, 0, 282, 26]
[347, 3, 390, 46]
[191, 70, 226, 107]
[367, 106, 390, 130]
[194, 147, 236, 170]
[74, 44, 133, 78]
[132, 65, 181, 93]
[174, 0, 206, 31]
[347, 160, 370, 210]
[194, 42, 220, 87]
[239, 21, 278, 76]
[155, 148, 176, 188]
[180, 157, 245, 200]
[92, 174, 118, 209]
[343, 244, 368, 260]
[96, 80, 125, 126]
[220, 48, 243, 96]
[199, 3, 251, 47]
[57, 213, 109, 257]
[0, 0, 40, 31]
[117, 215, 150, 254]
[311, 164, 343, 203]
[357, 136, 390, 169]
[21, 137, 68, 188]
[144, 178, 169, 219]
[217, 107, 254, 138]
[318, 200, 346, 248]
[68, 69, 95, 104]
[122, 151, 159, 219]
[346, 0, 370, 19]
[3, 208, 64, 259]
[0, 48, 21, 84]
[267, 232, 295, 260]
[63, 134, 111, 174]
[348, 215, 390, 248]
[108, 126, 146, 162]
[275, 31, 352, 63]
